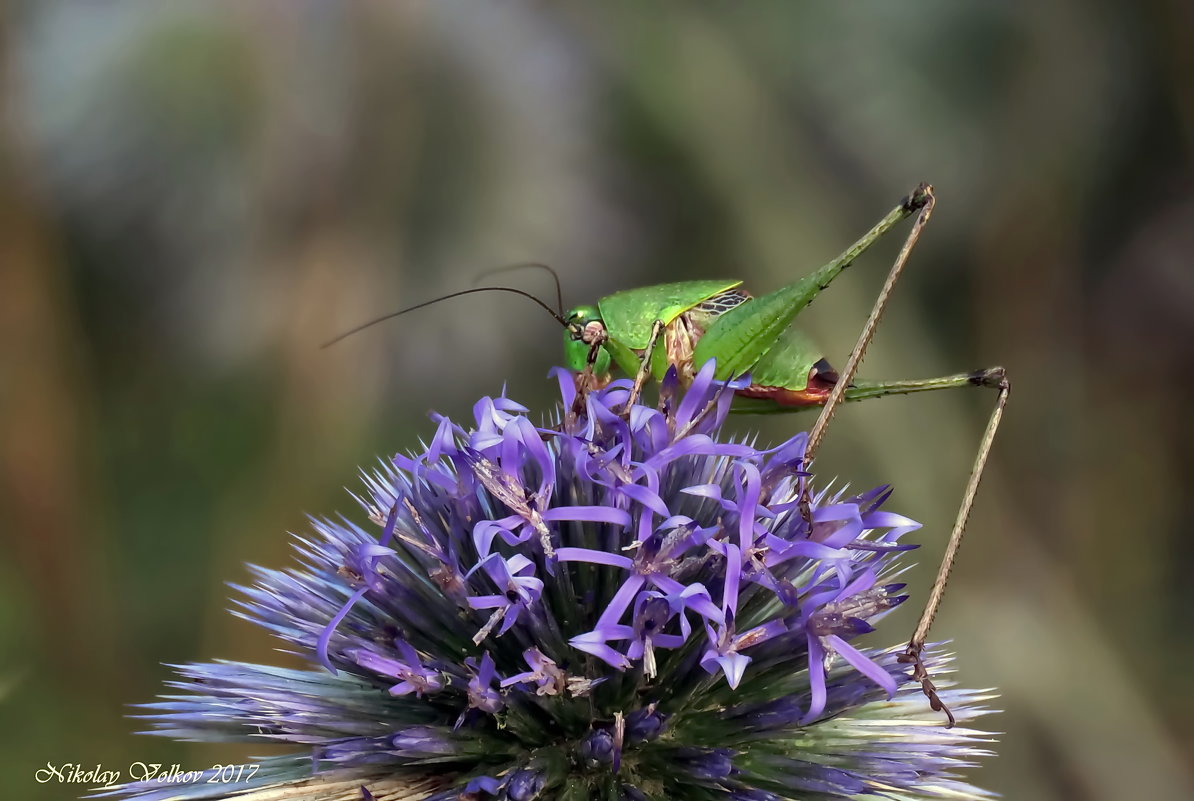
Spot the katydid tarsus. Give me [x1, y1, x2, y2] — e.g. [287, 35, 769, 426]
[323, 183, 1010, 726]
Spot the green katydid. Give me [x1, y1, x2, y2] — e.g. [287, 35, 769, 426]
[556, 184, 1010, 727]
[323, 182, 1011, 727]
[559, 184, 1002, 423]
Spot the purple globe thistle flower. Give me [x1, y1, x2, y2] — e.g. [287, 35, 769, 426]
[96, 362, 994, 801]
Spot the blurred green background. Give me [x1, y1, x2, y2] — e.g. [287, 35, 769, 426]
[3, 2, 1193, 799]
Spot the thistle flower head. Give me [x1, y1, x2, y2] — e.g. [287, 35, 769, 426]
[98, 363, 994, 801]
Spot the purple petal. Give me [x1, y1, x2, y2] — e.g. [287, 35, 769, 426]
[701, 650, 751, 689]
[810, 503, 863, 547]
[803, 635, 828, 723]
[542, 506, 632, 527]
[618, 483, 671, 518]
[349, 649, 409, 680]
[736, 463, 763, 551]
[676, 359, 718, 425]
[467, 594, 507, 610]
[426, 415, 458, 462]
[465, 776, 503, 795]
[549, 366, 577, 409]
[644, 435, 756, 471]
[720, 543, 742, 617]
[316, 585, 369, 674]
[556, 548, 633, 569]
[478, 651, 496, 683]
[595, 574, 647, 629]
[570, 632, 633, 670]
[826, 634, 898, 697]
[379, 502, 400, 548]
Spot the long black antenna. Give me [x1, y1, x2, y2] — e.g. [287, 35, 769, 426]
[470, 262, 565, 319]
[320, 286, 569, 349]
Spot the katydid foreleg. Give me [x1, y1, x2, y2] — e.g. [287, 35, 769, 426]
[570, 328, 611, 418]
[624, 319, 665, 413]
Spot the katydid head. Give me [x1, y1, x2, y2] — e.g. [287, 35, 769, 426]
[563, 304, 611, 375]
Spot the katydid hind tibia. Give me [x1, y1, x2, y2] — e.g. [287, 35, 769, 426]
[324, 182, 1010, 727]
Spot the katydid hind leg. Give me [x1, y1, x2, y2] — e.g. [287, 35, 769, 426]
[899, 369, 1010, 728]
[727, 367, 1007, 414]
[799, 182, 936, 314]
[804, 184, 937, 461]
[693, 184, 933, 383]
[842, 367, 1006, 402]
[795, 183, 937, 525]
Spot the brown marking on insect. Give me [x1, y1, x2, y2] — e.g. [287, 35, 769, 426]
[651, 293, 755, 385]
[337, 565, 364, 583]
[663, 314, 700, 384]
[735, 360, 840, 407]
[735, 384, 832, 406]
[580, 320, 607, 346]
[574, 369, 611, 396]
[968, 366, 1007, 388]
